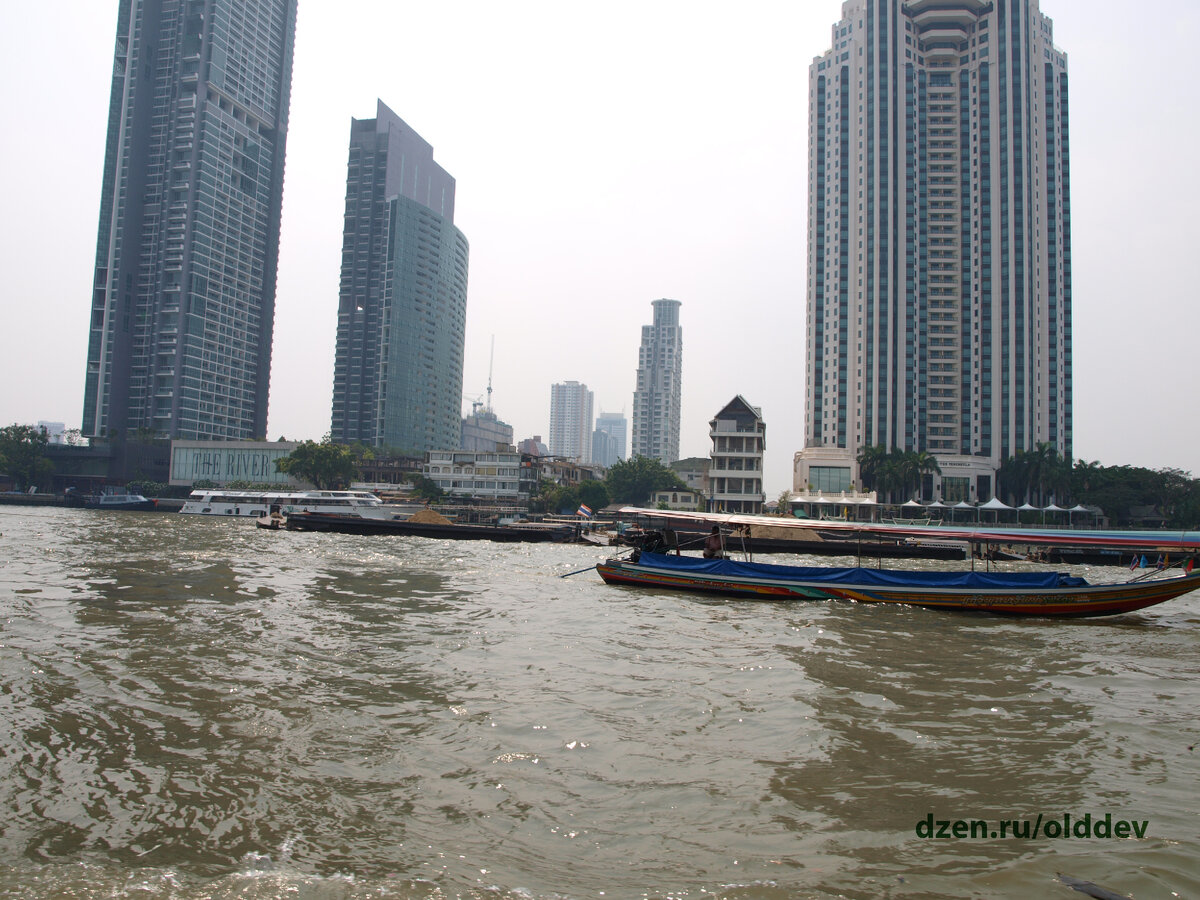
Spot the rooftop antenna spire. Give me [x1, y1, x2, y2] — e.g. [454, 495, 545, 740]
[486, 336, 495, 412]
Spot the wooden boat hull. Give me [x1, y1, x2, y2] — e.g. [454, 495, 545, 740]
[596, 552, 1200, 617]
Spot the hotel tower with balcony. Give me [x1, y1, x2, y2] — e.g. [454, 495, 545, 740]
[795, 0, 1072, 503]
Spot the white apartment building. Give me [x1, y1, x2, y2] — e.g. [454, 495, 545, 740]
[548, 381, 594, 462]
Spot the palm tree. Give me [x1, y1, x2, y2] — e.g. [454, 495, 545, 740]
[878, 457, 903, 504]
[1071, 459, 1102, 504]
[856, 444, 889, 494]
[912, 451, 941, 500]
[999, 451, 1030, 505]
[1027, 442, 1063, 506]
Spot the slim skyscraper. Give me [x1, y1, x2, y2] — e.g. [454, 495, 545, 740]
[798, 0, 1072, 501]
[331, 101, 469, 454]
[549, 381, 594, 462]
[631, 299, 682, 465]
[83, 0, 298, 440]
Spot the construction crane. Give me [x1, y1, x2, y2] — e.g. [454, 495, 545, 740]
[463, 337, 497, 418]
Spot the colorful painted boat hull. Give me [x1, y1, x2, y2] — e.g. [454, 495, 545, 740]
[596, 552, 1200, 617]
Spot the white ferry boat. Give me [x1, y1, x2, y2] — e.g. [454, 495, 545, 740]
[179, 489, 395, 519]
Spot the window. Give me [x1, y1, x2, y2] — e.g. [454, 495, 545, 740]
[811, 466, 852, 493]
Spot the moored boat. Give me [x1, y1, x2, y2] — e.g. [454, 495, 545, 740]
[81, 491, 157, 511]
[255, 510, 287, 530]
[284, 510, 574, 542]
[179, 489, 395, 519]
[596, 551, 1200, 617]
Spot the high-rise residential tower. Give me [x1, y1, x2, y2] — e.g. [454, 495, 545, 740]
[549, 381, 594, 462]
[83, 0, 298, 440]
[631, 299, 682, 464]
[330, 101, 469, 454]
[593, 410, 628, 467]
[796, 0, 1072, 503]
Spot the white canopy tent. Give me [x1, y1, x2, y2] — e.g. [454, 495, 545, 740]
[978, 496, 1014, 522]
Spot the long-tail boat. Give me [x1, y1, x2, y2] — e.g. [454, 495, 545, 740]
[596, 551, 1200, 617]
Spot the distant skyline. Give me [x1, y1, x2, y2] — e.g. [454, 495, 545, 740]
[2, 1, 1199, 493]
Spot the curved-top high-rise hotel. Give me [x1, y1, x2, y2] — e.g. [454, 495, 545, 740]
[796, 0, 1071, 502]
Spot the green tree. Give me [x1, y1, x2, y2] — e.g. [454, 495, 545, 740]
[999, 444, 1070, 506]
[1154, 467, 1197, 528]
[856, 444, 889, 493]
[605, 455, 686, 505]
[0, 424, 54, 490]
[407, 474, 444, 502]
[900, 450, 941, 501]
[856, 446, 940, 503]
[998, 451, 1030, 505]
[275, 439, 357, 489]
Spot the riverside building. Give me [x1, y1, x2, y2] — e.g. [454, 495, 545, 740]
[708, 396, 766, 513]
[631, 299, 683, 465]
[83, 0, 298, 440]
[330, 101, 469, 455]
[796, 0, 1072, 503]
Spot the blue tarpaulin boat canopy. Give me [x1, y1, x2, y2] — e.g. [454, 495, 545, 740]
[637, 552, 1088, 589]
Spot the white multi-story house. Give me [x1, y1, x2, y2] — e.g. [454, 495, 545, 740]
[708, 397, 765, 513]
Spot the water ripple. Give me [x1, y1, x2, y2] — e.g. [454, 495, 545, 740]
[0, 506, 1197, 898]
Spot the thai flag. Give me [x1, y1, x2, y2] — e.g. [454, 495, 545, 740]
[577, 504, 593, 518]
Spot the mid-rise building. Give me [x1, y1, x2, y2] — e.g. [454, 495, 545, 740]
[796, 0, 1072, 503]
[670, 457, 710, 496]
[708, 396, 765, 513]
[461, 405, 514, 452]
[549, 381, 594, 462]
[83, 0, 299, 440]
[425, 450, 525, 501]
[330, 100, 469, 455]
[631, 299, 682, 464]
[518, 435, 548, 457]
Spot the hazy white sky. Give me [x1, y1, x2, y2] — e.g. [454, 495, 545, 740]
[2, 1, 1198, 494]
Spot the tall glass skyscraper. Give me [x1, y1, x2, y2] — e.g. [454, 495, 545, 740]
[631, 299, 682, 465]
[330, 101, 469, 455]
[83, 0, 298, 440]
[798, 0, 1072, 501]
